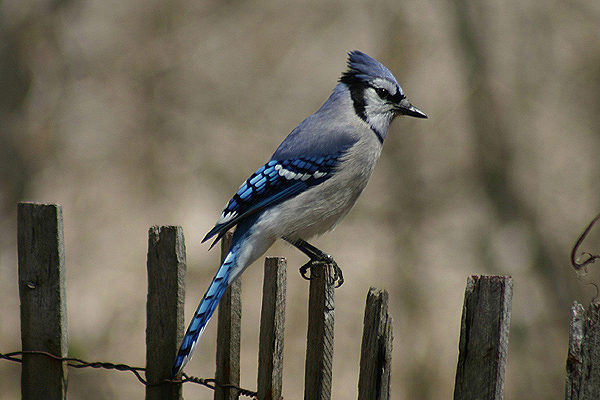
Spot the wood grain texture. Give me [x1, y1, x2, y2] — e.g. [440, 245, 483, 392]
[304, 262, 336, 400]
[453, 275, 513, 400]
[18, 202, 68, 400]
[215, 232, 242, 400]
[358, 287, 393, 400]
[145, 226, 186, 400]
[565, 302, 600, 400]
[257, 257, 287, 400]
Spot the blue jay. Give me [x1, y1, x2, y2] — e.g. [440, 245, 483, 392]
[172, 50, 426, 377]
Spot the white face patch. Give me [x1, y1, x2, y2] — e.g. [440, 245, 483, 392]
[361, 80, 399, 140]
[364, 88, 394, 116]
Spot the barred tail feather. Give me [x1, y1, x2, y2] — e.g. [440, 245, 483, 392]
[171, 250, 238, 377]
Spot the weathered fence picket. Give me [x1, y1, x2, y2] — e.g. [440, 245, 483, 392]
[453, 275, 513, 400]
[17, 202, 68, 400]
[304, 262, 336, 400]
[358, 287, 393, 400]
[565, 302, 600, 400]
[214, 233, 242, 400]
[12, 202, 600, 400]
[257, 257, 287, 400]
[145, 226, 186, 400]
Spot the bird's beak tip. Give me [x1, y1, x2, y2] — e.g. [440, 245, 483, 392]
[397, 98, 427, 119]
[405, 105, 428, 119]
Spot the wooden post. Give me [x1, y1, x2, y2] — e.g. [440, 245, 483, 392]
[358, 288, 393, 400]
[565, 302, 600, 399]
[304, 262, 336, 400]
[17, 202, 68, 400]
[257, 257, 287, 400]
[215, 232, 242, 400]
[146, 226, 186, 400]
[453, 275, 513, 400]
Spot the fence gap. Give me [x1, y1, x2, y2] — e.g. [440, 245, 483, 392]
[453, 275, 513, 400]
[358, 287, 393, 400]
[304, 262, 336, 400]
[257, 257, 287, 400]
[145, 226, 186, 400]
[17, 202, 68, 400]
[215, 232, 242, 400]
[565, 301, 600, 399]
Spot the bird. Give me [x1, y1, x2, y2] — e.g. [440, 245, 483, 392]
[172, 50, 427, 377]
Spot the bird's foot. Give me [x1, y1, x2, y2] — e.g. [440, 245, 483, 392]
[299, 255, 344, 288]
[299, 261, 315, 281]
[283, 237, 344, 287]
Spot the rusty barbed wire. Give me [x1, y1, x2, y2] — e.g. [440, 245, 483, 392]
[179, 375, 259, 398]
[0, 350, 258, 398]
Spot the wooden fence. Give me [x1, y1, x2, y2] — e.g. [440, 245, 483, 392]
[6, 202, 600, 399]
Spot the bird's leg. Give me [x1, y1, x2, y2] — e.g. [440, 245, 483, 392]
[283, 237, 344, 287]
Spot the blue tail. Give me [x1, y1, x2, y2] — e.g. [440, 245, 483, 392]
[171, 249, 238, 377]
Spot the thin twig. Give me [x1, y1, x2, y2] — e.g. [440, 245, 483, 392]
[571, 213, 600, 272]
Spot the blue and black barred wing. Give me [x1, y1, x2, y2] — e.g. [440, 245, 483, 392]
[202, 152, 345, 247]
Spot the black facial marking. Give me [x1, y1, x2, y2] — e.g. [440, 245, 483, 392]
[340, 72, 368, 122]
[375, 85, 405, 104]
[389, 89, 405, 104]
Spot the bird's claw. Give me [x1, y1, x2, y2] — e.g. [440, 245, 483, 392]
[298, 256, 344, 288]
[299, 261, 315, 281]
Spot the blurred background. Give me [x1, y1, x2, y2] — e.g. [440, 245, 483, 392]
[1, 0, 600, 398]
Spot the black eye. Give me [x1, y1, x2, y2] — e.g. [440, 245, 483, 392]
[375, 87, 391, 100]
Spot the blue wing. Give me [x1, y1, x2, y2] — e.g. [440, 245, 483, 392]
[203, 151, 348, 247]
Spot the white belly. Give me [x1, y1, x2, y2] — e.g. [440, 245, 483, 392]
[252, 136, 382, 241]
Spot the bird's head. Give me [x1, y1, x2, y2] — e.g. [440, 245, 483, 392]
[339, 50, 427, 141]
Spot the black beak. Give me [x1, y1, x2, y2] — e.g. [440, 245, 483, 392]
[396, 98, 428, 119]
